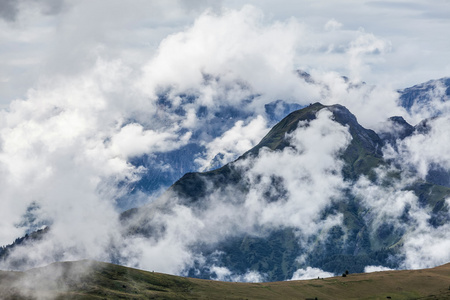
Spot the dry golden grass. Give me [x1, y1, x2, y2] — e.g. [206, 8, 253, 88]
[0, 260, 449, 299]
[181, 263, 450, 300]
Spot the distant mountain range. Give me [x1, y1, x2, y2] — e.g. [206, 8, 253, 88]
[399, 77, 450, 115]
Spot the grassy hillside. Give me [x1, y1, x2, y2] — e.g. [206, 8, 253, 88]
[1, 260, 449, 299]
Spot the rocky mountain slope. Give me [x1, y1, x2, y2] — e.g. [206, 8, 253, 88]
[121, 103, 450, 281]
[125, 76, 450, 210]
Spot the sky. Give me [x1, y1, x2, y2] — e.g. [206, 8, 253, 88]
[0, 0, 449, 287]
[1, 0, 450, 106]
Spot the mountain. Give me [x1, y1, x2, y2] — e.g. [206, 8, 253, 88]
[399, 77, 450, 114]
[159, 103, 382, 203]
[378, 116, 415, 148]
[1, 260, 450, 299]
[2, 100, 448, 281]
[122, 103, 450, 281]
[122, 76, 450, 211]
[121, 97, 307, 210]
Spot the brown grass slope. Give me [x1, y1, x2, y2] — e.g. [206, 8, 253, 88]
[0, 260, 449, 299]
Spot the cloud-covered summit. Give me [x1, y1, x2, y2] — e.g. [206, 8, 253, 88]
[118, 102, 450, 280]
[0, 1, 449, 286]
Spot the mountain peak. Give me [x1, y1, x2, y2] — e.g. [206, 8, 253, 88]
[399, 77, 450, 114]
[378, 116, 415, 146]
[245, 103, 383, 179]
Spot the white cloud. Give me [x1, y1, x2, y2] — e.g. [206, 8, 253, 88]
[364, 265, 394, 273]
[238, 109, 350, 233]
[209, 265, 264, 282]
[0, 56, 194, 266]
[137, 5, 318, 111]
[384, 115, 450, 179]
[111, 123, 191, 160]
[312, 70, 406, 130]
[0, 5, 320, 274]
[210, 265, 232, 280]
[291, 267, 334, 280]
[352, 172, 418, 225]
[324, 18, 342, 31]
[352, 164, 450, 272]
[401, 214, 450, 270]
[347, 31, 391, 82]
[3, 0, 450, 107]
[196, 115, 269, 170]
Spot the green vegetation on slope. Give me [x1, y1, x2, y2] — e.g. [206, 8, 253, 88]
[247, 102, 326, 153]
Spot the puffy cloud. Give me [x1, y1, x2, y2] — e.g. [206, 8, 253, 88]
[0, 0, 213, 106]
[364, 265, 394, 273]
[366, 97, 450, 272]
[137, 5, 319, 111]
[384, 115, 450, 179]
[352, 171, 418, 226]
[0, 57, 193, 262]
[0, 5, 320, 271]
[209, 265, 265, 282]
[0, 1, 427, 131]
[352, 163, 450, 271]
[401, 222, 450, 270]
[3, 0, 450, 107]
[195, 115, 269, 170]
[111, 123, 191, 160]
[317, 72, 406, 129]
[324, 18, 342, 31]
[347, 31, 391, 82]
[238, 109, 350, 232]
[291, 267, 334, 280]
[395, 192, 450, 270]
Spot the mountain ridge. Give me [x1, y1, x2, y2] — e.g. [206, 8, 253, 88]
[121, 102, 450, 281]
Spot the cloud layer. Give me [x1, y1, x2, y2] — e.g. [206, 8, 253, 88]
[0, 2, 448, 285]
